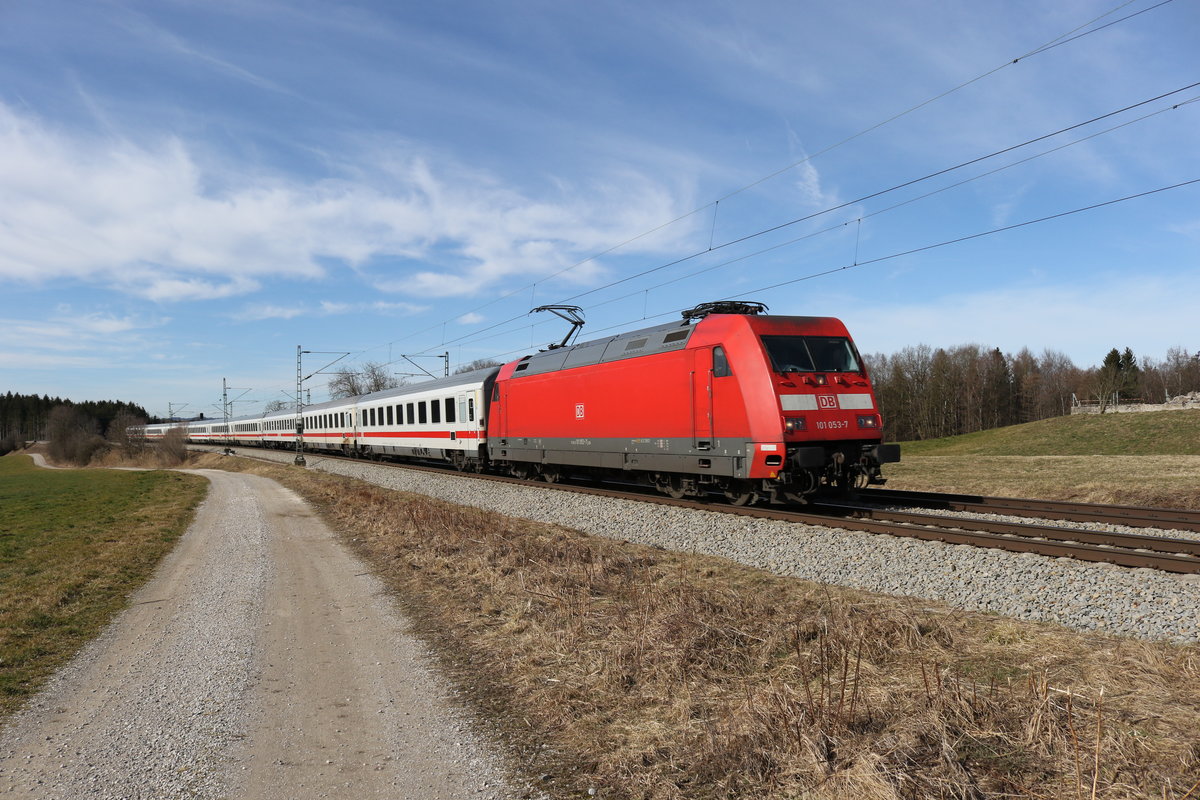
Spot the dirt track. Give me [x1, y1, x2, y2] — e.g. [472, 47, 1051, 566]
[0, 467, 514, 799]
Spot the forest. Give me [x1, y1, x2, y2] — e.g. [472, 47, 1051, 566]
[865, 344, 1200, 442]
[0, 393, 149, 455]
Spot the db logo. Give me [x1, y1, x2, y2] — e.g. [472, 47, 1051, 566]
[817, 395, 838, 409]
[575, 403, 585, 419]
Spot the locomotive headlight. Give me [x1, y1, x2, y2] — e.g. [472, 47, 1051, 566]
[784, 416, 807, 432]
[856, 414, 880, 429]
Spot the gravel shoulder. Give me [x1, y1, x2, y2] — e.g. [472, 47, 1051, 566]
[0, 467, 515, 799]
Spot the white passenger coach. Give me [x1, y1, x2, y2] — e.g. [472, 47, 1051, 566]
[137, 368, 498, 471]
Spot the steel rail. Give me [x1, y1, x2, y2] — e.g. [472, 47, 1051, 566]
[857, 488, 1200, 532]
[808, 501, 1200, 557]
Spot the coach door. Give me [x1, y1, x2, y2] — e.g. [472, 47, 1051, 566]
[691, 348, 713, 450]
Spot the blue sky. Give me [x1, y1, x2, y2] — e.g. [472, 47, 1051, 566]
[2, 0, 1198, 419]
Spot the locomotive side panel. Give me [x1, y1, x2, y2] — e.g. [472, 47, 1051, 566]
[491, 344, 757, 478]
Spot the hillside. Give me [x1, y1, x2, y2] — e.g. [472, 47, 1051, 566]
[896, 408, 1200, 457]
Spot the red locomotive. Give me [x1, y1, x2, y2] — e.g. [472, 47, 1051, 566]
[138, 300, 897, 504]
[488, 301, 898, 504]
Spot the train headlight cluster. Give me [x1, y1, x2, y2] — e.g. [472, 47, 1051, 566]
[857, 414, 880, 429]
[784, 416, 807, 432]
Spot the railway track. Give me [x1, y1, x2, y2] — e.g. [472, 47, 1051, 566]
[857, 487, 1200, 533]
[202, 446, 1200, 575]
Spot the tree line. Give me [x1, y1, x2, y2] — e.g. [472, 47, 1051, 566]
[0, 392, 149, 455]
[864, 344, 1200, 442]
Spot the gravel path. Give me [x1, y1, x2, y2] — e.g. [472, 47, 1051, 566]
[227, 448, 1200, 644]
[0, 467, 517, 799]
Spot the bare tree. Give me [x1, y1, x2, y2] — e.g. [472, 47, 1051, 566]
[107, 410, 147, 457]
[454, 358, 503, 374]
[327, 361, 404, 399]
[264, 399, 290, 413]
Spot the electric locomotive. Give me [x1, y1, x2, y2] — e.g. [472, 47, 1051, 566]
[488, 301, 898, 504]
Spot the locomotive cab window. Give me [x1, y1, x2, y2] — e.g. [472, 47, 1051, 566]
[712, 346, 731, 378]
[761, 336, 861, 374]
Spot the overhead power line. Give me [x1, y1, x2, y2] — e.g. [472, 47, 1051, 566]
[415, 78, 1200, 360]
[431, 176, 1200, 368]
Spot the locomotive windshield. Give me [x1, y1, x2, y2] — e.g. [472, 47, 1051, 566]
[761, 336, 861, 374]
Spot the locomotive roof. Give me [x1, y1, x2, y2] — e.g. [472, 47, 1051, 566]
[510, 312, 846, 379]
[512, 318, 695, 378]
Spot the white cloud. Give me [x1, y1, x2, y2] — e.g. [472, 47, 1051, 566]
[233, 299, 427, 321]
[0, 310, 167, 366]
[457, 312, 484, 324]
[233, 304, 305, 321]
[0, 103, 691, 303]
[133, 276, 262, 302]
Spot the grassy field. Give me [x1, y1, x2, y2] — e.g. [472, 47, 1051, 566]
[899, 409, 1200, 457]
[0, 454, 207, 721]
[885, 410, 1200, 509]
[195, 452, 1200, 800]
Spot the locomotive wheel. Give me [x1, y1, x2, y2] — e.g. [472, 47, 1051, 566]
[663, 476, 687, 499]
[540, 467, 560, 483]
[723, 480, 758, 506]
[724, 489, 757, 506]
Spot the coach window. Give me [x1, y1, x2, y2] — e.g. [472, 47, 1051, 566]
[386, 406, 393, 425]
[431, 398, 441, 424]
[468, 397, 475, 421]
[418, 401, 428, 424]
[394, 405, 402, 426]
[445, 398, 455, 423]
[713, 346, 731, 378]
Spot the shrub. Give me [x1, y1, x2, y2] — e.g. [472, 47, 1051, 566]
[46, 406, 109, 466]
[156, 427, 189, 466]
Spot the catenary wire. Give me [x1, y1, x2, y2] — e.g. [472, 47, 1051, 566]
[354, 0, 1175, 364]
[434, 82, 1200, 355]
[430, 177, 1200, 367]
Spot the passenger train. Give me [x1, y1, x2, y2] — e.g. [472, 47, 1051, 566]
[138, 301, 899, 504]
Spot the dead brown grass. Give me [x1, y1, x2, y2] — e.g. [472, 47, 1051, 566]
[885, 455, 1200, 509]
[192, 453, 1200, 799]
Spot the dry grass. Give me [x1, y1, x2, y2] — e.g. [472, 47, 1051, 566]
[194, 453, 1200, 799]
